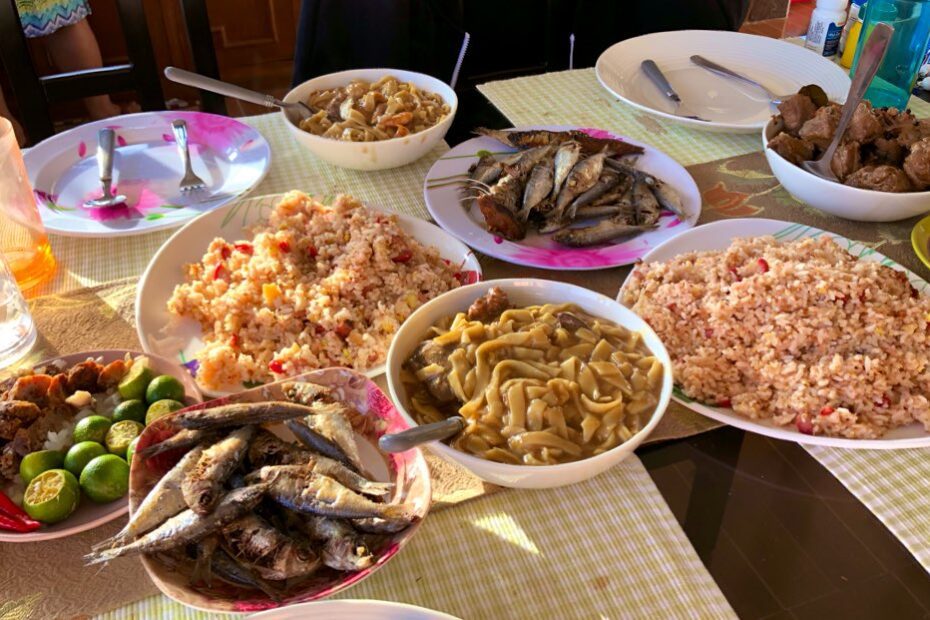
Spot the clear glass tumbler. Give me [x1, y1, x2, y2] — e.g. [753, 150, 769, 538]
[0, 250, 36, 370]
[0, 117, 56, 292]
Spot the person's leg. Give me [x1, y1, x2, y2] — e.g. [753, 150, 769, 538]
[43, 19, 120, 119]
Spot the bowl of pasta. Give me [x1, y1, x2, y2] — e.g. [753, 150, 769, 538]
[386, 279, 673, 488]
[282, 68, 457, 171]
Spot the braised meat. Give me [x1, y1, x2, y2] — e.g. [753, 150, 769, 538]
[846, 102, 883, 144]
[903, 137, 930, 190]
[777, 94, 818, 135]
[845, 165, 913, 192]
[405, 341, 456, 404]
[65, 360, 102, 392]
[0, 401, 41, 441]
[768, 133, 814, 165]
[467, 286, 511, 322]
[799, 104, 841, 150]
[831, 141, 862, 181]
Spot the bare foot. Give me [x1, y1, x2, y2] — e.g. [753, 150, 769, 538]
[85, 95, 121, 120]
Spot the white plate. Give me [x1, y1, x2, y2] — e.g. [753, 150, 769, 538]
[137, 193, 482, 396]
[595, 30, 851, 133]
[424, 126, 701, 270]
[0, 349, 201, 542]
[618, 218, 930, 449]
[25, 111, 271, 237]
[248, 600, 460, 619]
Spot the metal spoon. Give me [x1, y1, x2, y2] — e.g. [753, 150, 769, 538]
[641, 60, 709, 122]
[801, 23, 894, 182]
[690, 55, 795, 108]
[84, 128, 126, 209]
[378, 416, 465, 453]
[164, 66, 315, 125]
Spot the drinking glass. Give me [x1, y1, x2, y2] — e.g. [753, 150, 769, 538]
[851, 0, 930, 109]
[0, 117, 56, 291]
[0, 250, 36, 370]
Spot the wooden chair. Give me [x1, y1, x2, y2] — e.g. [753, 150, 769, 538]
[0, 0, 226, 144]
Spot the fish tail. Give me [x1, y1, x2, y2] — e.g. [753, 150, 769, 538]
[84, 545, 128, 565]
[360, 481, 395, 498]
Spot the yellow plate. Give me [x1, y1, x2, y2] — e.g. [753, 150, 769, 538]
[911, 214, 930, 272]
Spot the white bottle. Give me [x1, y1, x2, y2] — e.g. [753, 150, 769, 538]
[805, 0, 849, 58]
[839, 0, 864, 54]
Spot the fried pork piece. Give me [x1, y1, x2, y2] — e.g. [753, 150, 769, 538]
[845, 165, 913, 192]
[875, 107, 922, 146]
[65, 360, 102, 393]
[466, 286, 511, 322]
[7, 375, 55, 407]
[903, 137, 930, 190]
[0, 401, 41, 441]
[768, 133, 814, 165]
[846, 102, 883, 143]
[475, 194, 525, 241]
[776, 94, 818, 135]
[405, 341, 456, 403]
[799, 104, 841, 150]
[831, 141, 862, 181]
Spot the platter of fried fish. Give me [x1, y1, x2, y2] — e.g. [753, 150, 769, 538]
[424, 126, 701, 270]
[86, 368, 430, 613]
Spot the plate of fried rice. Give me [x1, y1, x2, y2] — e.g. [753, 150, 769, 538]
[619, 218, 930, 449]
[136, 191, 481, 395]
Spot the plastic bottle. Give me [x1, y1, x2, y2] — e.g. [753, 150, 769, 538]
[840, 6, 865, 68]
[805, 0, 850, 58]
[839, 0, 865, 53]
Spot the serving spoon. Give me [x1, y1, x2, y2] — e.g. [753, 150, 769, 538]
[164, 67, 315, 124]
[801, 22, 894, 182]
[378, 416, 465, 453]
[84, 128, 127, 209]
[690, 55, 795, 108]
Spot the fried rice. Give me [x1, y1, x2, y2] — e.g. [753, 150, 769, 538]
[621, 236, 930, 439]
[168, 191, 465, 390]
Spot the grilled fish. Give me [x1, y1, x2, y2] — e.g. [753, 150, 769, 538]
[252, 467, 410, 521]
[85, 484, 267, 564]
[300, 515, 374, 571]
[553, 218, 656, 247]
[222, 513, 321, 581]
[172, 402, 317, 431]
[549, 141, 582, 203]
[519, 163, 554, 219]
[137, 429, 218, 459]
[182, 426, 254, 515]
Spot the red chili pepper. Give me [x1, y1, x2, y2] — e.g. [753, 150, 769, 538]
[795, 414, 814, 435]
[878, 394, 891, 408]
[307, 245, 318, 259]
[0, 490, 37, 525]
[269, 359, 284, 373]
[820, 406, 835, 417]
[704, 327, 714, 338]
[234, 242, 253, 255]
[229, 334, 239, 348]
[220, 245, 231, 260]
[716, 398, 731, 408]
[314, 324, 325, 335]
[727, 266, 741, 281]
[757, 258, 769, 273]
[911, 285, 920, 299]
[0, 513, 39, 533]
[278, 241, 291, 253]
[212, 263, 225, 281]
[335, 322, 352, 338]
[835, 294, 848, 304]
[392, 249, 413, 263]
[667, 303, 678, 312]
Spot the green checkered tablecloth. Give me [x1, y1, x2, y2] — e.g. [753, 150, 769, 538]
[19, 112, 734, 618]
[480, 68, 930, 579]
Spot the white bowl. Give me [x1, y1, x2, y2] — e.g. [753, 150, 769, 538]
[282, 68, 457, 171]
[762, 119, 930, 222]
[386, 279, 673, 489]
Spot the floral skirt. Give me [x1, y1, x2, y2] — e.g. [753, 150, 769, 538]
[15, 0, 90, 38]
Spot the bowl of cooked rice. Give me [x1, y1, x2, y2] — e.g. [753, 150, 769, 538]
[386, 279, 673, 489]
[282, 68, 457, 171]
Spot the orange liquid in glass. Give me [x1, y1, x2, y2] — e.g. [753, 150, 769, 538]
[6, 235, 56, 292]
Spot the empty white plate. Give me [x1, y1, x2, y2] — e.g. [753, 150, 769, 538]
[25, 111, 270, 237]
[596, 30, 851, 133]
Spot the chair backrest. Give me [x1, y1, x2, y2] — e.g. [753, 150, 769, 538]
[0, 0, 226, 144]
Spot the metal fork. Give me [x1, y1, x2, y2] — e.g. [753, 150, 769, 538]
[171, 119, 206, 192]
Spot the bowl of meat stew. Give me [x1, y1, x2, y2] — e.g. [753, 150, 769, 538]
[763, 90, 930, 222]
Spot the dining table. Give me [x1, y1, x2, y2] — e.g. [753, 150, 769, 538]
[4, 65, 930, 620]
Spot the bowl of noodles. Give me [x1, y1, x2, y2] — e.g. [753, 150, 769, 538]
[282, 68, 457, 171]
[386, 279, 673, 488]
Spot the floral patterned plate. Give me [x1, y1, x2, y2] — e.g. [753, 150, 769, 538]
[136, 193, 482, 396]
[24, 111, 270, 238]
[618, 218, 930, 450]
[133, 368, 431, 613]
[423, 125, 701, 270]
